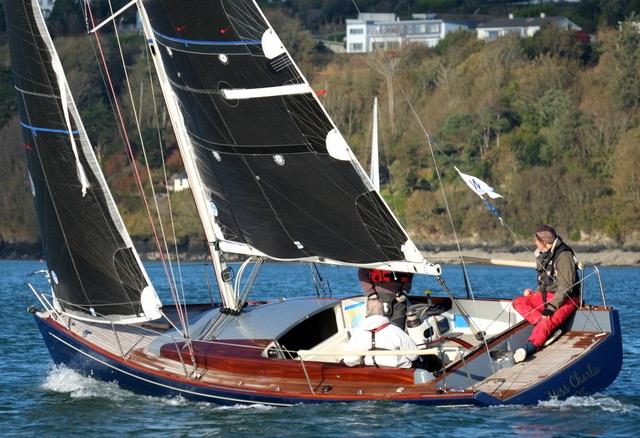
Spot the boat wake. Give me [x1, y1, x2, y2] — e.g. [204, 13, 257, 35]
[41, 365, 276, 411]
[213, 403, 275, 411]
[538, 395, 635, 412]
[42, 365, 128, 401]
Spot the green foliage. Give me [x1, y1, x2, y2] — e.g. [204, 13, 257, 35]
[266, 9, 318, 66]
[47, 0, 85, 36]
[320, 21, 640, 243]
[435, 30, 482, 67]
[507, 130, 544, 166]
[3, 5, 640, 247]
[608, 16, 640, 110]
[0, 117, 37, 243]
[520, 24, 595, 65]
[439, 113, 483, 159]
[0, 68, 17, 128]
[0, 2, 6, 34]
[81, 100, 118, 155]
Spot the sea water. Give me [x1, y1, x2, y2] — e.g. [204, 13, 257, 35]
[0, 260, 638, 437]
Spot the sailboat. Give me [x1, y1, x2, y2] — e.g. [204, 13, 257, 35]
[9, 0, 621, 406]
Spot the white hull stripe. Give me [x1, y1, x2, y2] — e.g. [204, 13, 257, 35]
[221, 84, 311, 100]
[47, 331, 293, 406]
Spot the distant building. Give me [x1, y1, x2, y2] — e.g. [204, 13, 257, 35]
[477, 13, 581, 41]
[345, 12, 471, 53]
[38, 0, 55, 19]
[511, 0, 582, 3]
[172, 175, 189, 192]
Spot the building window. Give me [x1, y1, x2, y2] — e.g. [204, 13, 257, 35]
[350, 43, 363, 51]
[349, 28, 364, 35]
[426, 23, 440, 33]
[372, 42, 385, 50]
[487, 30, 499, 39]
[381, 24, 401, 34]
[504, 28, 523, 36]
[406, 24, 426, 34]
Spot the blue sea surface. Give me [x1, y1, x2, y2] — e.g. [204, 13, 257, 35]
[1, 260, 638, 437]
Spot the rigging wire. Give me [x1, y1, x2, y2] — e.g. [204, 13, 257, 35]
[102, 0, 192, 341]
[399, 86, 475, 300]
[83, 1, 190, 338]
[350, 0, 361, 15]
[142, 35, 190, 335]
[391, 56, 609, 336]
[309, 263, 332, 298]
[396, 83, 562, 270]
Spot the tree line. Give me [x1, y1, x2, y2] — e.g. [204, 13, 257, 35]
[318, 21, 640, 246]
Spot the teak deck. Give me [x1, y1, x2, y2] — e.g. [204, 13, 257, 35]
[472, 331, 605, 399]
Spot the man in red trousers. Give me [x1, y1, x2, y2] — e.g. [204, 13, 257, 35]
[513, 224, 580, 363]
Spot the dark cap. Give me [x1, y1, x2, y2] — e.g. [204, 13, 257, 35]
[535, 224, 557, 244]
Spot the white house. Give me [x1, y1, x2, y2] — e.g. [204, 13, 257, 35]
[172, 175, 189, 192]
[38, 0, 55, 18]
[345, 13, 470, 53]
[477, 13, 581, 41]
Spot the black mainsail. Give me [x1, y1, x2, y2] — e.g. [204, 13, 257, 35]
[6, 0, 161, 322]
[139, 0, 439, 277]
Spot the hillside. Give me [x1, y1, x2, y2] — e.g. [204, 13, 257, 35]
[0, 2, 639, 258]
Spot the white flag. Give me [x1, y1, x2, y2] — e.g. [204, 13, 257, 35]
[455, 167, 503, 199]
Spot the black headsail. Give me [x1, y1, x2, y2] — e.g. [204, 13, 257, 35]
[6, 0, 161, 322]
[139, 0, 440, 276]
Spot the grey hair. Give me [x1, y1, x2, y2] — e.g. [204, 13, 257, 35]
[366, 297, 384, 317]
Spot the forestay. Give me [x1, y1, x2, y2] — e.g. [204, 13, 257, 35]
[6, 0, 161, 322]
[140, 0, 439, 275]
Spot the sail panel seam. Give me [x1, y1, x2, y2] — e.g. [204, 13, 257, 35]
[152, 29, 260, 46]
[15, 85, 61, 99]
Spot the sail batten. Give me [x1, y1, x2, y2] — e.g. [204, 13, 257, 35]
[370, 97, 380, 192]
[221, 84, 312, 100]
[6, 0, 162, 322]
[140, 0, 440, 275]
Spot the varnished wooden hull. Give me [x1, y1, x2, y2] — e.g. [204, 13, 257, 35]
[32, 302, 622, 407]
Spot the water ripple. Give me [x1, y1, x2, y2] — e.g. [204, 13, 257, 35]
[2, 261, 639, 436]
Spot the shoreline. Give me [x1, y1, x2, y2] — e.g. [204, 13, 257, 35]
[423, 248, 640, 267]
[2, 245, 638, 266]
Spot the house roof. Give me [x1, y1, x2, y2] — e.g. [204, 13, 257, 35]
[478, 16, 568, 29]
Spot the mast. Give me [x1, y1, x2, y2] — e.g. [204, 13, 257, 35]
[370, 96, 380, 192]
[136, 1, 237, 310]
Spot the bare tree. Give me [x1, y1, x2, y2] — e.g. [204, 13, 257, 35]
[368, 50, 402, 134]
